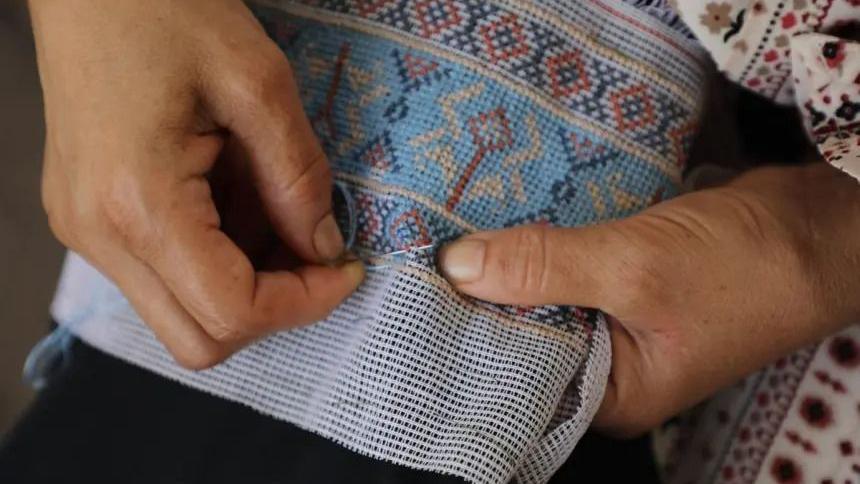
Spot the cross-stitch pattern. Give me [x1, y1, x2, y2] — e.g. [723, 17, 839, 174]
[48, 1, 706, 483]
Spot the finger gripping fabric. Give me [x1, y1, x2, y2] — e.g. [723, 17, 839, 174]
[50, 1, 706, 482]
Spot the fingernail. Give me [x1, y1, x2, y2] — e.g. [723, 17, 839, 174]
[439, 239, 485, 283]
[342, 259, 366, 286]
[314, 214, 345, 261]
[339, 251, 361, 264]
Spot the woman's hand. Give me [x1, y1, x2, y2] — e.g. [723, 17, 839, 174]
[30, 0, 364, 369]
[439, 163, 860, 437]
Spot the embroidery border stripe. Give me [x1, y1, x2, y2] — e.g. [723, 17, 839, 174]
[258, 0, 687, 181]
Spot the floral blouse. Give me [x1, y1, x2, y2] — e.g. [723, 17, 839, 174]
[684, 0, 860, 181]
[653, 1, 860, 483]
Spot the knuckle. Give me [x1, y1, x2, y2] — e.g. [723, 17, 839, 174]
[41, 162, 76, 247]
[171, 343, 227, 371]
[203, 312, 250, 344]
[721, 188, 809, 271]
[253, 296, 294, 329]
[43, 199, 74, 246]
[99, 180, 158, 260]
[236, 58, 292, 106]
[495, 225, 549, 293]
[278, 149, 330, 208]
[46, 215, 74, 248]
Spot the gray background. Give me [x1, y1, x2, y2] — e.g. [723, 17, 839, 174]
[0, 4, 65, 435]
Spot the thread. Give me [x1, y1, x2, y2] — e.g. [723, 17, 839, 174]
[334, 181, 438, 270]
[362, 244, 436, 271]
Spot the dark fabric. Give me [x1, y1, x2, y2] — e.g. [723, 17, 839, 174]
[0, 337, 658, 484]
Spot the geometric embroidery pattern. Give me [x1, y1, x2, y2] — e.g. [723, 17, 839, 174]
[610, 83, 656, 132]
[357, 132, 398, 174]
[480, 13, 531, 63]
[303, 0, 703, 161]
[547, 50, 591, 99]
[393, 49, 451, 92]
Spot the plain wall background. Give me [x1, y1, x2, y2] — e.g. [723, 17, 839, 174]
[0, 4, 65, 435]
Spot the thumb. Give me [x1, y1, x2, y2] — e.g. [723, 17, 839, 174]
[438, 224, 632, 308]
[207, 49, 343, 263]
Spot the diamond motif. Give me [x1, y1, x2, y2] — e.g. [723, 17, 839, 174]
[389, 209, 432, 249]
[547, 51, 590, 98]
[565, 132, 610, 170]
[359, 133, 397, 173]
[468, 108, 513, 151]
[668, 121, 698, 168]
[414, 0, 463, 38]
[609, 84, 656, 132]
[356, 0, 396, 17]
[355, 193, 382, 248]
[393, 50, 450, 92]
[404, 53, 439, 79]
[480, 14, 530, 62]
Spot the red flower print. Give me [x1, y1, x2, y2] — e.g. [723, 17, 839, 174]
[770, 456, 802, 483]
[828, 336, 859, 368]
[822, 41, 846, 69]
[799, 395, 833, 428]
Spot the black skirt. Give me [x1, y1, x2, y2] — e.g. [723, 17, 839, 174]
[0, 337, 658, 484]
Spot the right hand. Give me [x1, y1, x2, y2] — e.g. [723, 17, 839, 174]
[440, 163, 860, 437]
[30, 0, 365, 369]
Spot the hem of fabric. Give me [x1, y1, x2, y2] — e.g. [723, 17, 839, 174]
[514, 317, 611, 483]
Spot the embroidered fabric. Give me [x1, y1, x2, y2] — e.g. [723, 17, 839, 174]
[46, 1, 706, 483]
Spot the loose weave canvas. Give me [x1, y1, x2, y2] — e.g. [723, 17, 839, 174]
[50, 1, 706, 482]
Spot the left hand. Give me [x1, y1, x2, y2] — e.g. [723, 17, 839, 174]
[29, 0, 364, 369]
[439, 162, 860, 437]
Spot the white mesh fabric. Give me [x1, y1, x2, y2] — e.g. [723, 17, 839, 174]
[53, 252, 610, 484]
